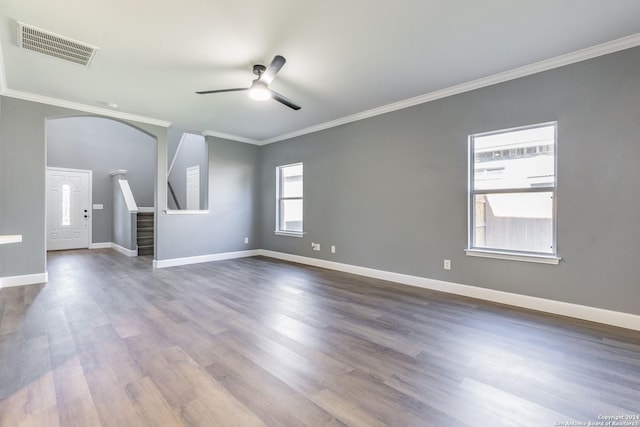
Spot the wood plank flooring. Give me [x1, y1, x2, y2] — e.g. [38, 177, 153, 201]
[1, 249, 639, 426]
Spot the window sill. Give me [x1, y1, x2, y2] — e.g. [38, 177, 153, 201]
[465, 249, 561, 265]
[274, 231, 305, 238]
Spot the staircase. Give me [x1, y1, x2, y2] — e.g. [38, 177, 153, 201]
[136, 212, 154, 256]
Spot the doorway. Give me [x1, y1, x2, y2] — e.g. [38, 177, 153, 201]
[46, 167, 92, 250]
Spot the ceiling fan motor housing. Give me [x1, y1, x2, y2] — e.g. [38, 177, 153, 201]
[253, 64, 266, 76]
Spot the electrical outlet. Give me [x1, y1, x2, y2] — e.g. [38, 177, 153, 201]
[244, 237, 249, 244]
[331, 245, 336, 254]
[315, 243, 320, 251]
[444, 259, 451, 270]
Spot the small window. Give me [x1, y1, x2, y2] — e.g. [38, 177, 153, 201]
[468, 123, 558, 261]
[276, 163, 303, 236]
[61, 184, 71, 226]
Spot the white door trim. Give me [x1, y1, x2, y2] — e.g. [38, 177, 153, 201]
[46, 167, 93, 249]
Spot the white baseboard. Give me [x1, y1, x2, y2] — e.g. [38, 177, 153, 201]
[153, 249, 260, 269]
[0, 272, 48, 289]
[89, 242, 111, 249]
[112, 243, 138, 257]
[138, 207, 154, 213]
[90, 242, 138, 257]
[258, 250, 640, 331]
[73, 244, 640, 331]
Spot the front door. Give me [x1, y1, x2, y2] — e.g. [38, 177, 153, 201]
[46, 168, 91, 250]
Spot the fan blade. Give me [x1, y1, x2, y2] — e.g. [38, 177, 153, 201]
[196, 88, 248, 95]
[270, 90, 301, 110]
[260, 55, 286, 85]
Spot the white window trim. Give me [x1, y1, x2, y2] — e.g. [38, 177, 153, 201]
[274, 230, 305, 237]
[467, 122, 559, 263]
[465, 249, 561, 265]
[275, 162, 303, 236]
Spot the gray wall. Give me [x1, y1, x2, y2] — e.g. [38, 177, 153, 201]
[156, 136, 261, 259]
[0, 97, 51, 277]
[47, 116, 156, 243]
[0, 96, 165, 279]
[260, 46, 640, 315]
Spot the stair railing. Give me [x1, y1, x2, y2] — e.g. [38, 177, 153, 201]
[167, 181, 181, 210]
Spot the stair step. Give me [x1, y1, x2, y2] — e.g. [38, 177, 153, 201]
[138, 245, 154, 256]
[136, 212, 154, 256]
[138, 237, 154, 246]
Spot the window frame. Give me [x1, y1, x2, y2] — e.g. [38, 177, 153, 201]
[466, 122, 561, 264]
[275, 162, 304, 237]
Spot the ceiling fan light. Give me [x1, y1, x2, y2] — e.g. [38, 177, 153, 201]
[249, 80, 271, 101]
[249, 86, 271, 101]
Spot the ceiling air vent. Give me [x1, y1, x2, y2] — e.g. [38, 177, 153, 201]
[17, 21, 98, 67]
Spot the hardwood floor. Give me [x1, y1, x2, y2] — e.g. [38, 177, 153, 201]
[1, 249, 639, 426]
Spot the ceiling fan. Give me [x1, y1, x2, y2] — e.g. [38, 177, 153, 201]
[196, 55, 301, 110]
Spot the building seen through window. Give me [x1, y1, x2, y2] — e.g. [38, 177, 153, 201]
[470, 123, 557, 255]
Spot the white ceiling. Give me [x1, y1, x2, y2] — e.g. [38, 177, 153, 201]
[2, 1, 640, 144]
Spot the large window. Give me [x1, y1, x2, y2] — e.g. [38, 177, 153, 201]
[276, 163, 303, 235]
[468, 122, 559, 263]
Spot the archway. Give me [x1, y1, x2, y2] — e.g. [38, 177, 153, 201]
[45, 115, 157, 257]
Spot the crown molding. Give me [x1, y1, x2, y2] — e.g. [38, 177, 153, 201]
[1, 88, 172, 127]
[2, 32, 639, 143]
[261, 32, 640, 145]
[202, 129, 260, 145]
